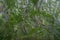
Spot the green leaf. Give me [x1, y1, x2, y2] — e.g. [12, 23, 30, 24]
[30, 0, 39, 5]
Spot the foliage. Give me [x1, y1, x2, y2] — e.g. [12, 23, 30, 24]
[0, 0, 60, 40]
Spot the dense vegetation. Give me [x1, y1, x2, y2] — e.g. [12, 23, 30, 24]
[0, 0, 60, 40]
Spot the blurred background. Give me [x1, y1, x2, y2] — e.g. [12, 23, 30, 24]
[0, 0, 60, 40]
